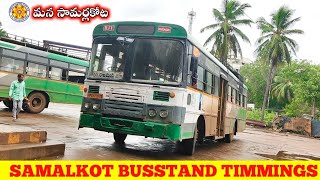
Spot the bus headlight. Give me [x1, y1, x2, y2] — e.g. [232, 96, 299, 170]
[93, 104, 100, 110]
[84, 103, 90, 109]
[148, 109, 157, 117]
[159, 110, 169, 118]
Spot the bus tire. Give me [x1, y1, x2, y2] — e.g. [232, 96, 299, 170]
[113, 133, 127, 144]
[178, 125, 197, 156]
[225, 123, 236, 143]
[22, 100, 30, 112]
[3, 100, 13, 111]
[27, 92, 47, 114]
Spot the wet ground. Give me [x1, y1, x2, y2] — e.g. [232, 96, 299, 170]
[0, 102, 319, 160]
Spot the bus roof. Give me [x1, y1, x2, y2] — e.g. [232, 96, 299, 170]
[0, 40, 89, 67]
[93, 21, 188, 38]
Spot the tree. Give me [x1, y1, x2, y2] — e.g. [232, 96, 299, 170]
[283, 61, 320, 118]
[0, 21, 7, 37]
[271, 75, 293, 102]
[200, 0, 253, 65]
[255, 6, 303, 120]
[240, 60, 268, 108]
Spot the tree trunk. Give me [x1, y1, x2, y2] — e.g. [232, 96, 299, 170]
[261, 64, 277, 120]
[312, 98, 316, 119]
[267, 85, 271, 109]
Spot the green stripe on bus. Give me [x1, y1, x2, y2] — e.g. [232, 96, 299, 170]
[47, 53, 89, 67]
[182, 132, 194, 139]
[0, 42, 16, 49]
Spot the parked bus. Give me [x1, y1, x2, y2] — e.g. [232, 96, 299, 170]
[0, 39, 89, 113]
[79, 21, 247, 155]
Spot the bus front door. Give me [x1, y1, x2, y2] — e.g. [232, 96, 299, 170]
[217, 76, 228, 137]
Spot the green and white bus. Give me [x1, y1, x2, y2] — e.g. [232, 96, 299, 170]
[79, 21, 247, 155]
[0, 38, 89, 113]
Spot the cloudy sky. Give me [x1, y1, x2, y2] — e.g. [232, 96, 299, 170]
[0, 0, 318, 63]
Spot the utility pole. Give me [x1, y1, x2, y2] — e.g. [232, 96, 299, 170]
[188, 9, 196, 34]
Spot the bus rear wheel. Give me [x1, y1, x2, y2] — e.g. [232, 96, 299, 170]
[178, 125, 197, 156]
[225, 123, 236, 143]
[27, 92, 47, 114]
[113, 133, 127, 144]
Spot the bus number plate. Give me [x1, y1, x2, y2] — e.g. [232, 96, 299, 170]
[87, 93, 103, 99]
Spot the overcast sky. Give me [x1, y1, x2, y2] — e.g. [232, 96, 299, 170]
[0, 0, 318, 63]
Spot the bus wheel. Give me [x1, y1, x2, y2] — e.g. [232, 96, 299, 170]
[22, 100, 30, 112]
[225, 123, 236, 143]
[27, 92, 47, 113]
[178, 126, 197, 156]
[3, 100, 13, 111]
[113, 133, 127, 144]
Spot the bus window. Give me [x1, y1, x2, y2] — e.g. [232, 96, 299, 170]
[197, 66, 204, 91]
[232, 88, 236, 103]
[70, 64, 86, 72]
[206, 71, 212, 94]
[50, 60, 68, 68]
[242, 95, 246, 107]
[28, 54, 48, 64]
[3, 49, 26, 59]
[228, 86, 232, 101]
[68, 71, 85, 83]
[49, 67, 67, 80]
[0, 56, 24, 73]
[213, 76, 219, 96]
[26, 62, 47, 78]
[131, 39, 183, 83]
[239, 93, 242, 106]
[235, 90, 239, 105]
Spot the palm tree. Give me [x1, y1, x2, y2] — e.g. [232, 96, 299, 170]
[0, 29, 6, 37]
[255, 6, 303, 120]
[200, 0, 253, 65]
[0, 21, 7, 37]
[271, 75, 293, 102]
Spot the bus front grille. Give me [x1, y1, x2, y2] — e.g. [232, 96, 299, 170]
[104, 100, 145, 117]
[108, 92, 142, 102]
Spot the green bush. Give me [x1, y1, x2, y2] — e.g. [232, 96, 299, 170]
[247, 109, 276, 126]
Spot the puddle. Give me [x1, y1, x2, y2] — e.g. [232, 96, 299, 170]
[255, 151, 320, 160]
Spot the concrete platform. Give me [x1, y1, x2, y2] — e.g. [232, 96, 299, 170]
[0, 142, 65, 160]
[0, 131, 47, 145]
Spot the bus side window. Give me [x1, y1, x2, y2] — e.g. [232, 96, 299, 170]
[227, 86, 232, 101]
[235, 90, 239, 105]
[205, 71, 213, 94]
[230, 87, 234, 103]
[233, 88, 237, 103]
[68, 71, 85, 84]
[49, 67, 67, 81]
[26, 62, 46, 78]
[0, 56, 24, 73]
[214, 76, 219, 96]
[242, 95, 246, 108]
[197, 66, 204, 91]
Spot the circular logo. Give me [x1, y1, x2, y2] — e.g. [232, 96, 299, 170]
[9, 2, 30, 22]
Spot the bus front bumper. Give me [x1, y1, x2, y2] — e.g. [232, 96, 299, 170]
[79, 113, 181, 141]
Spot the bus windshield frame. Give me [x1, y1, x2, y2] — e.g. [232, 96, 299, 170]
[88, 36, 185, 86]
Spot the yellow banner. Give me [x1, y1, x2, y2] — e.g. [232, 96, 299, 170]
[0, 161, 319, 179]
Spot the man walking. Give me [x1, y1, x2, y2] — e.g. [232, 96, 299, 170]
[8, 74, 27, 121]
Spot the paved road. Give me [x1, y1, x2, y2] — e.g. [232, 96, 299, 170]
[0, 102, 319, 160]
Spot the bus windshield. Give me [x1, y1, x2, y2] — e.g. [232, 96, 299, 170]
[90, 37, 184, 84]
